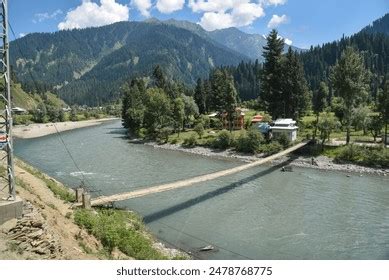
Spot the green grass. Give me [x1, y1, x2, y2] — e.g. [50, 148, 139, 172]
[17, 161, 76, 203]
[74, 209, 174, 260]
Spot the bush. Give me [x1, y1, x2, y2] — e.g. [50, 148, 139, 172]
[211, 130, 234, 150]
[157, 127, 172, 143]
[277, 133, 291, 148]
[183, 134, 197, 147]
[235, 129, 264, 153]
[74, 209, 167, 259]
[260, 142, 283, 156]
[194, 123, 205, 139]
[334, 145, 389, 168]
[198, 115, 210, 129]
[210, 118, 223, 130]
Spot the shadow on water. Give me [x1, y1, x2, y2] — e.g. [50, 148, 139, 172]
[143, 156, 297, 224]
[105, 127, 128, 139]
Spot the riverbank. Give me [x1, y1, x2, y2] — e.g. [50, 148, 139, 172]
[13, 118, 119, 139]
[145, 142, 389, 176]
[0, 158, 187, 260]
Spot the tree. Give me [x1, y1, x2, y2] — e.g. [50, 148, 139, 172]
[281, 48, 312, 120]
[182, 95, 199, 130]
[313, 82, 329, 140]
[209, 69, 237, 131]
[367, 115, 383, 142]
[144, 88, 172, 136]
[351, 105, 372, 135]
[152, 65, 167, 91]
[224, 74, 238, 132]
[172, 97, 185, 137]
[194, 78, 207, 114]
[260, 29, 285, 119]
[330, 47, 370, 144]
[318, 112, 340, 148]
[377, 77, 389, 145]
[34, 103, 47, 123]
[121, 80, 146, 135]
[194, 123, 205, 139]
[70, 106, 78, 121]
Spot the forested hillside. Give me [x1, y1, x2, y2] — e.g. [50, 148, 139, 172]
[10, 21, 248, 106]
[299, 13, 389, 98]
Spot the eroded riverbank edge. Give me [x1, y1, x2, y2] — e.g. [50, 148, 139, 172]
[0, 158, 188, 260]
[144, 141, 389, 177]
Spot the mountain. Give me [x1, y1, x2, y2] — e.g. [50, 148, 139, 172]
[162, 19, 302, 61]
[361, 13, 389, 35]
[10, 21, 249, 106]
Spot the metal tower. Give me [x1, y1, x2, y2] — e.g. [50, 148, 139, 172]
[0, 0, 15, 201]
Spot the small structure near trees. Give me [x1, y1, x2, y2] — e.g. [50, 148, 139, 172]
[270, 119, 299, 142]
[220, 108, 245, 130]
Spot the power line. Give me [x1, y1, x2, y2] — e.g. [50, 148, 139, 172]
[8, 21, 100, 195]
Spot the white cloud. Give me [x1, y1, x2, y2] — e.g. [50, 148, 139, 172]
[132, 0, 152, 17]
[33, 9, 63, 23]
[262, 0, 287, 6]
[19, 33, 27, 38]
[58, 0, 129, 30]
[284, 38, 292, 45]
[199, 12, 234, 31]
[267, 14, 288, 28]
[189, 0, 239, 13]
[156, 0, 185, 14]
[193, 1, 265, 31]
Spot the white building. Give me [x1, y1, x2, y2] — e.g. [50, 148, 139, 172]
[271, 119, 298, 142]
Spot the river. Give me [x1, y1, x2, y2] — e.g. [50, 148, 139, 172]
[14, 120, 389, 260]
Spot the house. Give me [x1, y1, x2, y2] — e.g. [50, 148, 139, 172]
[270, 119, 298, 142]
[220, 108, 245, 130]
[11, 107, 27, 114]
[251, 114, 263, 124]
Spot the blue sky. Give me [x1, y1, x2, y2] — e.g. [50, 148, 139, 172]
[9, 0, 389, 49]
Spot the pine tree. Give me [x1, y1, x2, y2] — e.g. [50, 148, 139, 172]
[377, 76, 389, 145]
[194, 78, 207, 114]
[260, 30, 285, 119]
[313, 82, 329, 140]
[330, 47, 370, 144]
[281, 48, 311, 120]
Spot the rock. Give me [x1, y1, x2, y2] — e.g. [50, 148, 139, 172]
[199, 245, 215, 252]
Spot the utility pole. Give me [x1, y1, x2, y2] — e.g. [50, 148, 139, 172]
[0, 0, 15, 201]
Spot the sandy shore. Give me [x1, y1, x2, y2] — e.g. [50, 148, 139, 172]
[145, 142, 389, 176]
[13, 118, 119, 139]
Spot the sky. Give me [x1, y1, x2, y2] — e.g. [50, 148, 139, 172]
[9, 0, 389, 49]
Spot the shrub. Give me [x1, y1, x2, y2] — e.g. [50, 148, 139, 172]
[74, 209, 167, 259]
[235, 129, 264, 153]
[260, 142, 283, 156]
[157, 127, 172, 143]
[198, 115, 210, 129]
[211, 130, 234, 150]
[277, 133, 291, 148]
[210, 118, 223, 130]
[194, 123, 205, 139]
[334, 145, 389, 168]
[183, 134, 197, 147]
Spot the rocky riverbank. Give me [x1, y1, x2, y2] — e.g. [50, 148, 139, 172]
[145, 142, 388, 176]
